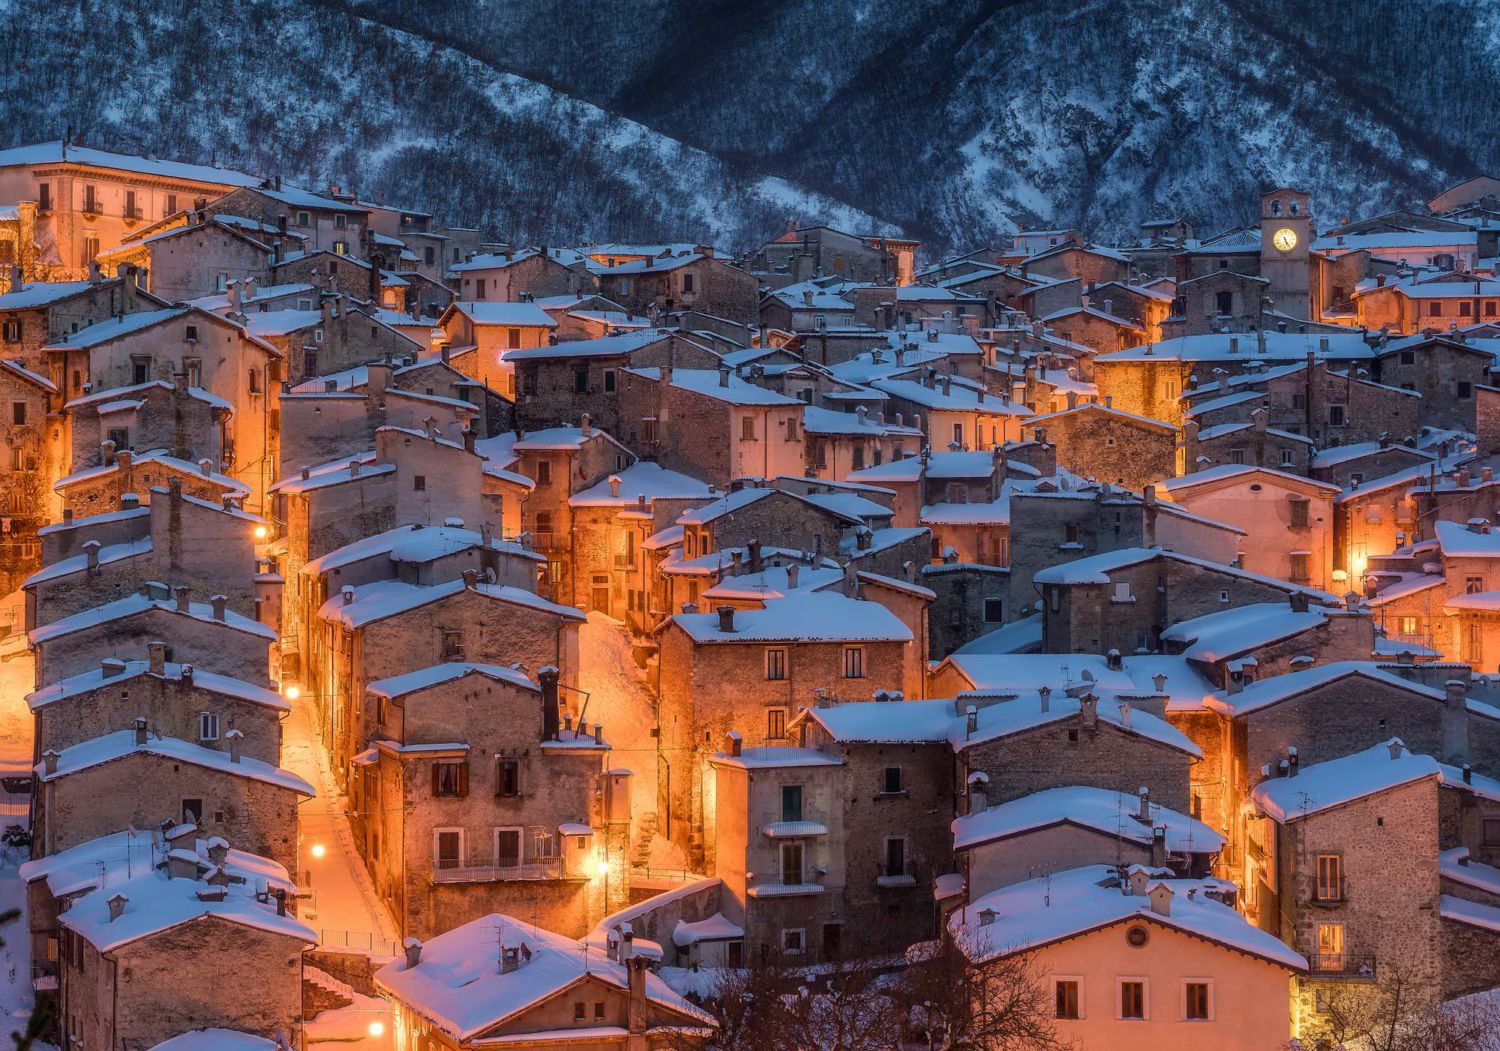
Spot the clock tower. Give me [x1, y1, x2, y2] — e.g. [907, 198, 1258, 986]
[1260, 188, 1312, 320]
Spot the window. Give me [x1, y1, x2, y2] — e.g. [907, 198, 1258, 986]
[741, 416, 756, 440]
[1290, 553, 1310, 583]
[1184, 981, 1211, 1021]
[882, 767, 903, 794]
[766, 707, 787, 740]
[1315, 854, 1343, 901]
[185, 323, 200, 342]
[414, 474, 427, 492]
[842, 646, 865, 679]
[1317, 922, 1346, 970]
[1459, 381, 1474, 400]
[296, 210, 311, 227]
[535, 461, 552, 485]
[182, 798, 204, 824]
[131, 357, 152, 385]
[573, 1002, 586, 1021]
[1054, 980, 1081, 1020]
[765, 648, 787, 680]
[334, 213, 347, 230]
[983, 598, 1003, 622]
[37, 182, 49, 211]
[1399, 615, 1418, 636]
[1112, 581, 1133, 602]
[642, 418, 658, 444]
[82, 184, 99, 213]
[1281, 448, 1295, 466]
[9, 402, 24, 426]
[593, 1002, 605, 1020]
[474, 279, 486, 299]
[603, 368, 617, 393]
[884, 837, 906, 876]
[1467, 575, 1485, 595]
[495, 827, 522, 867]
[124, 189, 139, 219]
[780, 928, 805, 955]
[781, 784, 803, 822]
[1289, 499, 1309, 528]
[1228, 447, 1245, 465]
[1064, 523, 1079, 544]
[106, 427, 129, 452]
[1215, 290, 1233, 315]
[779, 841, 804, 885]
[432, 761, 468, 797]
[1119, 979, 1146, 1020]
[682, 272, 695, 294]
[507, 327, 521, 350]
[441, 629, 464, 660]
[1328, 404, 1346, 427]
[1, 320, 19, 343]
[497, 759, 521, 797]
[952, 422, 963, 446]
[1483, 819, 1500, 846]
[573, 368, 588, 394]
[198, 712, 220, 741]
[83, 233, 100, 261]
[534, 510, 553, 534]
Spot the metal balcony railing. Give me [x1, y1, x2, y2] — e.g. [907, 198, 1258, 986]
[431, 854, 565, 883]
[1307, 953, 1376, 980]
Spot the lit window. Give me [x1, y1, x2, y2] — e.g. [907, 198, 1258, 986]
[842, 646, 864, 679]
[765, 648, 787, 681]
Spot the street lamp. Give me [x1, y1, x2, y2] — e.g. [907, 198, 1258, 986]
[310, 843, 326, 860]
[367, 1020, 385, 1038]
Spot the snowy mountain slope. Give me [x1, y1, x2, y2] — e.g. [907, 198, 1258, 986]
[1, 0, 1497, 251]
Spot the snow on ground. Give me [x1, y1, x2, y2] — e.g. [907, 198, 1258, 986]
[0, 592, 35, 777]
[305, 992, 393, 1049]
[0, 844, 41, 1047]
[281, 698, 399, 951]
[577, 613, 660, 819]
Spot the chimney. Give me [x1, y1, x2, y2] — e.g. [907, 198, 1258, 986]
[748, 539, 763, 574]
[134, 716, 149, 746]
[41, 750, 58, 775]
[84, 539, 101, 570]
[403, 939, 422, 969]
[1038, 685, 1051, 712]
[1445, 679, 1471, 766]
[539, 666, 560, 741]
[1388, 739, 1405, 760]
[1148, 882, 1172, 917]
[1080, 693, 1098, 729]
[341, 585, 355, 606]
[965, 704, 978, 739]
[608, 475, 621, 498]
[501, 946, 521, 974]
[1152, 673, 1167, 693]
[717, 605, 736, 633]
[7, 264, 21, 292]
[727, 730, 742, 757]
[1151, 826, 1167, 868]
[102, 657, 127, 678]
[1119, 701, 1132, 729]
[717, 365, 730, 388]
[1287, 746, 1299, 777]
[968, 772, 988, 815]
[120, 492, 139, 511]
[786, 563, 800, 589]
[1137, 785, 1151, 821]
[148, 640, 166, 675]
[1289, 591, 1309, 614]
[225, 728, 243, 763]
[462, 569, 478, 589]
[107, 894, 128, 922]
[167, 847, 198, 880]
[1105, 648, 1122, 672]
[730, 550, 743, 576]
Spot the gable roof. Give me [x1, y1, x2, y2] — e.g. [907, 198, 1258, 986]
[951, 785, 1224, 854]
[1251, 738, 1500, 821]
[317, 577, 584, 630]
[37, 729, 314, 796]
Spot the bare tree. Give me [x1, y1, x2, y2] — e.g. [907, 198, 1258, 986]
[660, 957, 805, 1051]
[891, 936, 1075, 1051]
[1291, 965, 1500, 1051]
[786, 955, 903, 1051]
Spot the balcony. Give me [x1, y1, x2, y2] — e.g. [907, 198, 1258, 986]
[876, 864, 917, 888]
[612, 554, 636, 570]
[1307, 954, 1377, 981]
[430, 854, 567, 884]
[527, 531, 566, 552]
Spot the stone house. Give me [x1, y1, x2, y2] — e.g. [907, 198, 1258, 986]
[952, 785, 1222, 900]
[269, 249, 405, 307]
[65, 378, 230, 479]
[595, 253, 760, 324]
[1037, 304, 1145, 354]
[1033, 547, 1333, 655]
[55, 446, 248, 519]
[655, 593, 912, 850]
[1309, 440, 1434, 490]
[847, 446, 1042, 529]
[376, 912, 713, 1050]
[922, 562, 1015, 656]
[758, 286, 858, 332]
[42, 305, 282, 508]
[508, 330, 685, 436]
[243, 298, 421, 386]
[0, 358, 62, 591]
[0, 270, 157, 367]
[32, 721, 313, 871]
[28, 825, 311, 1050]
[97, 215, 272, 302]
[1162, 270, 1270, 337]
[29, 585, 275, 688]
[755, 224, 917, 286]
[1022, 401, 1176, 489]
[616, 366, 807, 486]
[310, 573, 584, 787]
[951, 866, 1304, 1049]
[1023, 242, 1132, 287]
[1181, 411, 1316, 474]
[954, 691, 1200, 813]
[206, 183, 369, 256]
[437, 300, 557, 399]
[356, 665, 620, 940]
[1371, 333, 1492, 431]
[869, 373, 1030, 451]
[705, 743, 851, 965]
[1249, 741, 1500, 1006]
[25, 481, 260, 628]
[450, 248, 597, 302]
[1353, 274, 1500, 334]
[1158, 465, 1340, 590]
[29, 642, 286, 762]
[1158, 597, 1376, 690]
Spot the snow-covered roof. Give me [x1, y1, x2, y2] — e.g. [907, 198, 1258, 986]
[1096, 331, 1373, 364]
[627, 366, 801, 406]
[700, 564, 842, 602]
[569, 462, 713, 508]
[28, 592, 275, 645]
[0, 279, 98, 310]
[708, 745, 844, 770]
[31, 828, 311, 954]
[53, 447, 249, 497]
[1250, 738, 1500, 821]
[37, 729, 314, 796]
[1032, 546, 1338, 603]
[953, 693, 1200, 757]
[301, 524, 542, 577]
[23, 535, 153, 588]
[64, 379, 231, 412]
[148, 1031, 281, 1051]
[1160, 602, 1339, 663]
[871, 377, 1029, 415]
[1158, 463, 1339, 495]
[670, 591, 911, 644]
[0, 141, 263, 187]
[365, 662, 540, 699]
[1205, 661, 1442, 718]
[847, 449, 1001, 483]
[1023, 402, 1174, 432]
[1434, 519, 1500, 558]
[952, 786, 1224, 854]
[448, 301, 557, 328]
[268, 454, 393, 495]
[375, 912, 711, 1042]
[950, 865, 1304, 970]
[317, 577, 583, 630]
[27, 660, 286, 712]
[671, 912, 745, 947]
[1309, 442, 1433, 470]
[43, 307, 193, 349]
[503, 329, 666, 361]
[798, 698, 959, 744]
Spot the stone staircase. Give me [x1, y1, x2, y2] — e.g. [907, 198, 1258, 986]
[302, 963, 355, 1016]
[631, 810, 659, 867]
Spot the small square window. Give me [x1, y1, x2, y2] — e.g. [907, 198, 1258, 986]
[983, 598, 1004, 622]
[882, 767, 903, 794]
[414, 475, 426, 492]
[780, 928, 805, 956]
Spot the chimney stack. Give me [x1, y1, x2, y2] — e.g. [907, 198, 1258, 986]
[1137, 785, 1151, 821]
[727, 730, 742, 757]
[1148, 882, 1172, 917]
[148, 640, 166, 675]
[175, 585, 192, 613]
[1080, 693, 1098, 729]
[134, 716, 148, 746]
[403, 939, 422, 969]
[1151, 826, 1167, 868]
[107, 894, 128, 921]
[717, 605, 736, 633]
[210, 594, 227, 621]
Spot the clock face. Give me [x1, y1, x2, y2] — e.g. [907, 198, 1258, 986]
[1272, 227, 1298, 252]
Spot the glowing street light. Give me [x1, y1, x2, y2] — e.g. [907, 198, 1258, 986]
[367, 1019, 386, 1038]
[253, 524, 269, 540]
[310, 843, 326, 860]
[284, 684, 301, 701]
[594, 858, 611, 878]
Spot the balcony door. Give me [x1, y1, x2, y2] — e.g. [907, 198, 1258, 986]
[495, 827, 522, 868]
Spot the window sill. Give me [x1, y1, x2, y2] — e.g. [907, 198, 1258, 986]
[1110, 596, 1137, 604]
[875, 790, 909, 800]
